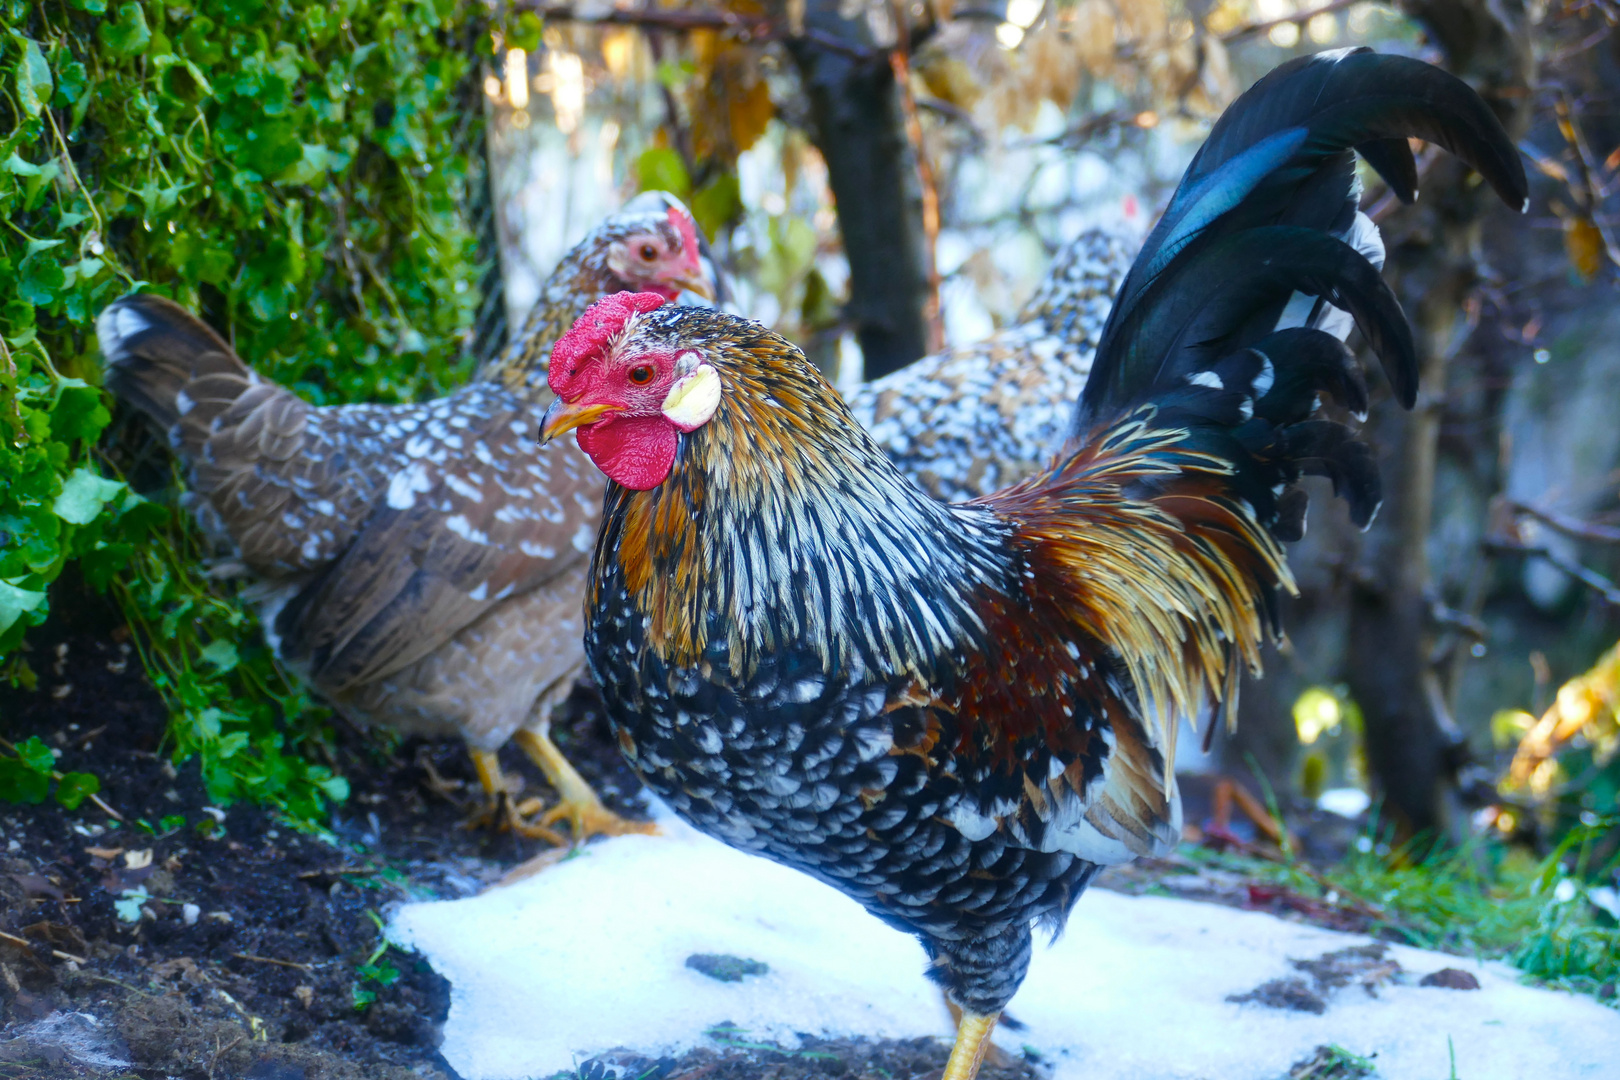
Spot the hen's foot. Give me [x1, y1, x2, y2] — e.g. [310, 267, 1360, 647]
[512, 728, 658, 843]
[464, 747, 568, 845]
[536, 792, 659, 843]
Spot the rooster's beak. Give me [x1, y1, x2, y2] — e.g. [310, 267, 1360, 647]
[540, 399, 619, 444]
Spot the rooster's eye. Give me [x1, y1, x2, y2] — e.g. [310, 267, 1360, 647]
[629, 365, 655, 385]
[639, 244, 658, 261]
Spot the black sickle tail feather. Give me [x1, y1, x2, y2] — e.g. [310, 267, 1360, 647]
[97, 293, 257, 462]
[1072, 48, 1528, 536]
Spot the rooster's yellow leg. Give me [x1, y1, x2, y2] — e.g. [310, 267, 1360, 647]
[467, 747, 568, 845]
[512, 726, 659, 842]
[941, 1010, 1001, 1080]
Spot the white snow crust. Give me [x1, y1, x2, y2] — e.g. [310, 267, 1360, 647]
[392, 809, 1619, 1080]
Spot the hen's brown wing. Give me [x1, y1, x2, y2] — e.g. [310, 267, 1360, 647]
[269, 385, 603, 692]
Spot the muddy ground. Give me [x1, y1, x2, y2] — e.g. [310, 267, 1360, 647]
[0, 578, 1364, 1080]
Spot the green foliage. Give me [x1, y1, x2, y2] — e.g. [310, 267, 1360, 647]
[1190, 815, 1620, 1002]
[1, 0, 488, 826]
[0, 734, 101, 809]
[352, 909, 401, 1009]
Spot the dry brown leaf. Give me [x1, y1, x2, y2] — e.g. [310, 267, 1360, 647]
[917, 53, 984, 110]
[1566, 215, 1605, 281]
[728, 76, 774, 155]
[1117, 0, 1168, 43]
[1025, 23, 1084, 109]
[1071, 0, 1118, 76]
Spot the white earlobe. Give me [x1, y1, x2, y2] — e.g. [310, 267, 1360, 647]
[661, 363, 722, 432]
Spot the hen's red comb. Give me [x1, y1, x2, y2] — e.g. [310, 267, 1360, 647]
[669, 206, 702, 271]
[550, 291, 669, 396]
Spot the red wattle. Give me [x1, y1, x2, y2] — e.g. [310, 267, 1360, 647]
[577, 415, 679, 491]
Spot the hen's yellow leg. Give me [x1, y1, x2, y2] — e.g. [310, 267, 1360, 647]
[941, 1010, 1000, 1080]
[467, 747, 567, 845]
[512, 726, 658, 842]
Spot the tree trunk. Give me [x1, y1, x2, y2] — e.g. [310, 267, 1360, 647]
[1345, 0, 1534, 843]
[786, 2, 931, 379]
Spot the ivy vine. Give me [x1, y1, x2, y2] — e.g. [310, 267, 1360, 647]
[1, 0, 491, 824]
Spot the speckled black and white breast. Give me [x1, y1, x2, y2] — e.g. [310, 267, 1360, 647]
[582, 553, 1096, 954]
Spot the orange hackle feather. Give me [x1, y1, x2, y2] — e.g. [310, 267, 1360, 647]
[982, 409, 1295, 788]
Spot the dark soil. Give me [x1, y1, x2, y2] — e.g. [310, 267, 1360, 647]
[552, 1033, 1043, 1080]
[0, 572, 667, 1078]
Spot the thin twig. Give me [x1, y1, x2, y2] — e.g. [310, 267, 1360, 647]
[514, 2, 882, 60]
[1485, 538, 1620, 605]
[0, 929, 87, 965]
[1510, 500, 1620, 544]
[1221, 0, 1362, 42]
[232, 952, 313, 971]
[88, 792, 125, 821]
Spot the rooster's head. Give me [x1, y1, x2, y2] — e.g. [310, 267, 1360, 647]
[540, 292, 726, 490]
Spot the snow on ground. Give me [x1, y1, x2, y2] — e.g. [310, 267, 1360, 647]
[392, 808, 1619, 1080]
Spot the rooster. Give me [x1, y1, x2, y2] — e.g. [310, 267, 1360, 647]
[540, 51, 1526, 1077]
[97, 193, 715, 844]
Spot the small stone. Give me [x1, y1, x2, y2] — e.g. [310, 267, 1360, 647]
[1227, 976, 1328, 1014]
[182, 903, 200, 926]
[684, 953, 770, 983]
[1420, 967, 1482, 990]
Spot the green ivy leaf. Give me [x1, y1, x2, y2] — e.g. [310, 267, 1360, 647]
[0, 580, 48, 637]
[200, 639, 240, 672]
[635, 147, 690, 198]
[2, 153, 42, 177]
[506, 12, 544, 53]
[48, 382, 113, 443]
[53, 59, 89, 106]
[54, 771, 100, 810]
[69, 0, 108, 12]
[17, 252, 64, 305]
[178, 17, 222, 65]
[99, 3, 153, 57]
[15, 736, 56, 775]
[53, 468, 126, 525]
[11, 37, 52, 117]
[0, 758, 51, 805]
[691, 174, 742, 242]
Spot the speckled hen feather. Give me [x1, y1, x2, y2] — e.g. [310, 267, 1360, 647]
[850, 229, 1134, 502]
[97, 195, 706, 754]
[559, 49, 1528, 1030]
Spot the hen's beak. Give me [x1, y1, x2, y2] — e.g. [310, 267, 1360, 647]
[675, 266, 716, 302]
[540, 399, 619, 445]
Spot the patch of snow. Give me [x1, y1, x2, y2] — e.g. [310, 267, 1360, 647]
[393, 808, 1620, 1080]
[12, 1011, 131, 1069]
[1317, 787, 1372, 819]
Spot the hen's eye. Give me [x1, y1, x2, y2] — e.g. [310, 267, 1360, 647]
[639, 243, 658, 261]
[628, 365, 655, 385]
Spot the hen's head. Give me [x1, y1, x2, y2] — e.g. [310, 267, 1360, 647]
[591, 192, 715, 302]
[541, 293, 818, 490]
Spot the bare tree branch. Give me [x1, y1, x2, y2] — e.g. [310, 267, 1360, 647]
[1509, 499, 1620, 544]
[1221, 0, 1363, 42]
[514, 2, 884, 59]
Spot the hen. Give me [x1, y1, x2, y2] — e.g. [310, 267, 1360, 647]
[97, 193, 714, 844]
[852, 227, 1135, 502]
[540, 50, 1525, 1077]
